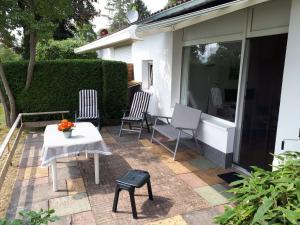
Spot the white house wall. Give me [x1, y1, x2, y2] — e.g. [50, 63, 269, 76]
[113, 45, 133, 63]
[275, 0, 300, 155]
[94, 0, 292, 160]
[132, 32, 173, 116]
[97, 48, 114, 60]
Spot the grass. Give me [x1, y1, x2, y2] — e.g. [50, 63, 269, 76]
[0, 104, 5, 124]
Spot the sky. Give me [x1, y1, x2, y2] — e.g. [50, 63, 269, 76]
[92, 0, 168, 32]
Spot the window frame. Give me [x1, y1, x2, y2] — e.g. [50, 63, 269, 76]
[180, 37, 244, 125]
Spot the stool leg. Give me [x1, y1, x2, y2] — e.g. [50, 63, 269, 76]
[129, 187, 137, 219]
[112, 185, 121, 212]
[147, 180, 153, 200]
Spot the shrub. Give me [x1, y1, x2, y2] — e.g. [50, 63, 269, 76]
[102, 60, 128, 124]
[2, 59, 128, 124]
[0, 45, 21, 62]
[36, 39, 97, 60]
[0, 209, 58, 225]
[215, 151, 300, 225]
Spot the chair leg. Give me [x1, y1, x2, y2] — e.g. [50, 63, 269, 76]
[119, 121, 124, 137]
[145, 117, 150, 133]
[138, 121, 143, 139]
[147, 180, 153, 201]
[173, 131, 181, 161]
[192, 130, 198, 147]
[151, 129, 155, 143]
[112, 185, 121, 212]
[129, 187, 137, 219]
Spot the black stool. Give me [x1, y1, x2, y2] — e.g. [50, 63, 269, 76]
[112, 170, 153, 219]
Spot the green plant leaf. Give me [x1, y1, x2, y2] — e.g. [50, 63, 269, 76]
[251, 197, 273, 224]
[295, 179, 300, 202]
[280, 208, 300, 224]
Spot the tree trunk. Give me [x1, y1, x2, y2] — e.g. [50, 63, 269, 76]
[0, 87, 11, 127]
[25, 32, 37, 90]
[0, 63, 17, 126]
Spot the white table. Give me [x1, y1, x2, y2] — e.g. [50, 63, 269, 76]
[41, 122, 111, 191]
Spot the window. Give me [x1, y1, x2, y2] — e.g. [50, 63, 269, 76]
[148, 62, 153, 88]
[180, 41, 242, 122]
[142, 60, 153, 89]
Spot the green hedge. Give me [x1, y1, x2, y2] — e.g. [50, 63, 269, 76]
[2, 59, 128, 124]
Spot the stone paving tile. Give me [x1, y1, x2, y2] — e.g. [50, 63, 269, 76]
[50, 216, 72, 225]
[177, 173, 208, 188]
[49, 166, 81, 181]
[147, 215, 188, 225]
[9, 178, 67, 208]
[66, 178, 86, 195]
[20, 156, 41, 168]
[139, 139, 153, 147]
[194, 184, 233, 206]
[194, 169, 225, 186]
[180, 161, 201, 172]
[49, 193, 91, 217]
[103, 136, 117, 144]
[72, 211, 97, 225]
[20, 166, 49, 180]
[164, 161, 193, 174]
[189, 156, 219, 170]
[22, 144, 43, 159]
[182, 207, 223, 225]
[6, 200, 48, 219]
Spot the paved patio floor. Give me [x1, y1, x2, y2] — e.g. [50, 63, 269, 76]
[6, 126, 235, 225]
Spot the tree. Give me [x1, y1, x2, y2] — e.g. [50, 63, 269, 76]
[0, 0, 73, 126]
[105, 0, 150, 33]
[53, 0, 100, 40]
[22, 0, 100, 58]
[36, 38, 97, 60]
[167, 0, 178, 6]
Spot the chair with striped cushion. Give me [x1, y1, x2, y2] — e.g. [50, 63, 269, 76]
[119, 91, 151, 139]
[75, 89, 100, 129]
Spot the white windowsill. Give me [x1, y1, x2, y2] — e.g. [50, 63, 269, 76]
[201, 113, 236, 131]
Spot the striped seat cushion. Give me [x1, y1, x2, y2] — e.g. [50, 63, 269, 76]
[78, 89, 98, 119]
[127, 91, 151, 120]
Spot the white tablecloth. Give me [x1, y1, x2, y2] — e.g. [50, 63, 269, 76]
[41, 122, 111, 166]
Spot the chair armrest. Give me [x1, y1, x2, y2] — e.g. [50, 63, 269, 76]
[175, 127, 196, 131]
[152, 115, 172, 119]
[153, 115, 172, 125]
[121, 109, 130, 117]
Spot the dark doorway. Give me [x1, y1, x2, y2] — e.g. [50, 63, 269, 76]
[238, 34, 287, 171]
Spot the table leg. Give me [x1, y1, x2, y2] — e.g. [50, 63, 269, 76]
[94, 153, 99, 184]
[51, 159, 58, 191]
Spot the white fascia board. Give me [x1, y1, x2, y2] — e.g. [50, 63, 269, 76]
[74, 25, 141, 54]
[136, 0, 271, 37]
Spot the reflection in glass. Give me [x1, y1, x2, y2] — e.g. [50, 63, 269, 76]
[180, 41, 242, 122]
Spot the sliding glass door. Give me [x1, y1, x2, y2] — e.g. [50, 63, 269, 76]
[238, 34, 287, 171]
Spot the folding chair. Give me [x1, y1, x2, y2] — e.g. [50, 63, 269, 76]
[75, 89, 100, 129]
[151, 103, 202, 160]
[119, 91, 151, 139]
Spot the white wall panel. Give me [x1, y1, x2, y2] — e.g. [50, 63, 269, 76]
[183, 10, 246, 42]
[251, 0, 291, 32]
[275, 0, 300, 155]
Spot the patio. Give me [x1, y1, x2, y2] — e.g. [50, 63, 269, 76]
[5, 126, 235, 225]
